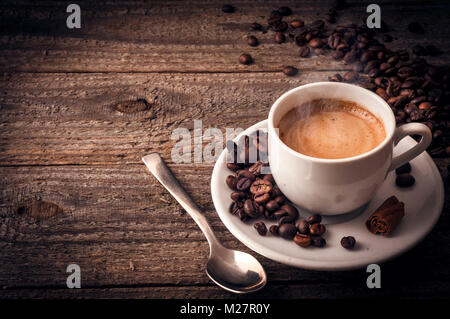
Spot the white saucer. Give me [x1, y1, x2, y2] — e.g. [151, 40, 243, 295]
[211, 120, 444, 271]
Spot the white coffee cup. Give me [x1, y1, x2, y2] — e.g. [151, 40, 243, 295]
[268, 82, 432, 215]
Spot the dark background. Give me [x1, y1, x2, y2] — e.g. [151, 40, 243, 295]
[0, 0, 449, 298]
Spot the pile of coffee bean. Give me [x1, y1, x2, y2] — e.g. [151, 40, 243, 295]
[233, 1, 449, 157]
[395, 162, 415, 188]
[225, 130, 328, 248]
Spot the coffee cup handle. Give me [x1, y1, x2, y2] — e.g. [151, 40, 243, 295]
[388, 122, 432, 172]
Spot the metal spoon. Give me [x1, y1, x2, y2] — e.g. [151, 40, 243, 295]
[142, 153, 267, 293]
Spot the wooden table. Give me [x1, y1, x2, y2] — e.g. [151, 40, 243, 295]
[0, 0, 449, 299]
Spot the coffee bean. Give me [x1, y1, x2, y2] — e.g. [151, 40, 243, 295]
[311, 236, 326, 247]
[341, 236, 356, 249]
[274, 195, 286, 205]
[273, 21, 288, 32]
[226, 175, 238, 190]
[274, 32, 285, 44]
[238, 210, 250, 222]
[254, 192, 270, 204]
[343, 51, 357, 64]
[278, 215, 295, 225]
[353, 62, 364, 72]
[290, 19, 304, 28]
[308, 38, 324, 48]
[418, 102, 432, 111]
[239, 53, 253, 65]
[396, 162, 412, 175]
[408, 22, 424, 33]
[271, 186, 283, 198]
[251, 22, 262, 31]
[229, 201, 242, 215]
[250, 178, 273, 195]
[332, 50, 344, 60]
[310, 223, 326, 236]
[283, 66, 298, 76]
[265, 200, 279, 212]
[297, 219, 310, 234]
[247, 35, 259, 47]
[294, 233, 311, 247]
[236, 176, 252, 191]
[248, 161, 263, 176]
[269, 225, 279, 236]
[278, 223, 298, 239]
[343, 71, 358, 82]
[263, 173, 275, 184]
[299, 46, 311, 57]
[273, 209, 289, 220]
[243, 199, 256, 217]
[222, 4, 235, 13]
[278, 6, 292, 16]
[329, 73, 343, 82]
[254, 221, 267, 236]
[279, 203, 299, 220]
[396, 173, 415, 188]
[230, 191, 247, 201]
[307, 214, 322, 224]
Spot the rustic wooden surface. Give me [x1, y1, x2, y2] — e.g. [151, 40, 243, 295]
[0, 0, 449, 299]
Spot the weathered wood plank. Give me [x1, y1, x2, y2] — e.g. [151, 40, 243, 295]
[0, 71, 350, 165]
[1, 280, 450, 299]
[0, 164, 449, 290]
[0, 1, 449, 72]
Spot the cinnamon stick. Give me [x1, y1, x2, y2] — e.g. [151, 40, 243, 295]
[366, 196, 405, 236]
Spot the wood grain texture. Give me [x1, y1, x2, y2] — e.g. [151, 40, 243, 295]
[0, 0, 449, 299]
[0, 163, 449, 295]
[0, 1, 449, 73]
[0, 71, 350, 165]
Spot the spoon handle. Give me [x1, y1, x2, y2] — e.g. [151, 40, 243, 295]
[142, 153, 219, 249]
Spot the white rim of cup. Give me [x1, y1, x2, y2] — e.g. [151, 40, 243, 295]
[268, 82, 397, 164]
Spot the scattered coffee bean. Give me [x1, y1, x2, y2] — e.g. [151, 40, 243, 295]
[290, 19, 304, 28]
[239, 53, 253, 65]
[308, 38, 324, 48]
[283, 66, 298, 76]
[341, 236, 356, 249]
[311, 236, 326, 247]
[395, 162, 412, 175]
[299, 46, 311, 57]
[278, 6, 292, 16]
[254, 221, 267, 236]
[307, 214, 322, 224]
[310, 223, 326, 236]
[396, 173, 415, 188]
[294, 233, 312, 247]
[247, 35, 259, 47]
[278, 223, 298, 239]
[222, 4, 235, 13]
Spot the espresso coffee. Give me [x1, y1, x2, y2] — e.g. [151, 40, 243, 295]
[278, 99, 386, 159]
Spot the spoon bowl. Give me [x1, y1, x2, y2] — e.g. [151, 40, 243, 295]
[206, 245, 266, 293]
